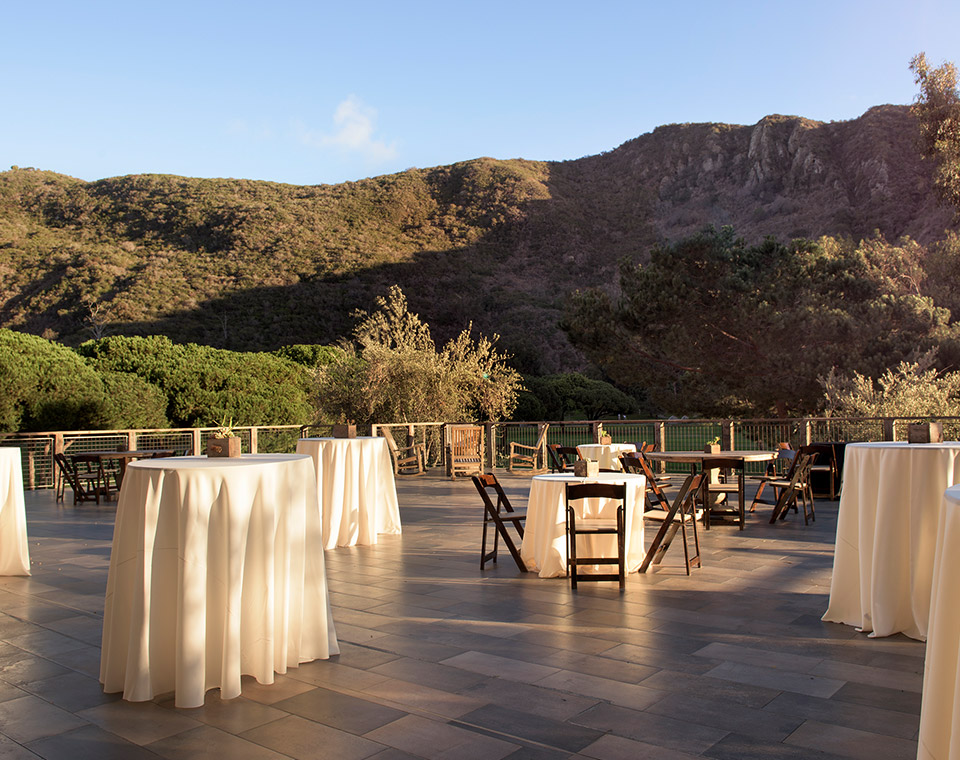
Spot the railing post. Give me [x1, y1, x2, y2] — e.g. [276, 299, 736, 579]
[804, 419, 812, 446]
[721, 420, 734, 450]
[192, 428, 203, 456]
[591, 420, 601, 444]
[486, 423, 496, 470]
[538, 422, 549, 470]
[883, 418, 896, 441]
[250, 427, 258, 454]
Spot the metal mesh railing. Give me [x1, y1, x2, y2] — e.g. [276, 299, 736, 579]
[8, 415, 960, 490]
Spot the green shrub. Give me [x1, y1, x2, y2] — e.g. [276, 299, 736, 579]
[94, 371, 170, 429]
[78, 335, 316, 427]
[513, 373, 639, 420]
[0, 329, 105, 432]
[272, 344, 345, 368]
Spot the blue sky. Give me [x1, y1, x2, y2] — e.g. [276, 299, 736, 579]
[3, 0, 958, 186]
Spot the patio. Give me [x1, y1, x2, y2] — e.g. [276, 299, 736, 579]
[0, 472, 921, 760]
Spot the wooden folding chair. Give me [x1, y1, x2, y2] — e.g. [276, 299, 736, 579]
[60, 454, 105, 505]
[621, 451, 673, 512]
[749, 445, 796, 507]
[547, 444, 576, 473]
[640, 473, 703, 575]
[472, 474, 527, 572]
[699, 457, 746, 530]
[767, 451, 818, 524]
[565, 481, 627, 590]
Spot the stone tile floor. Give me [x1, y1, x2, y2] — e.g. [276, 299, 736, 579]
[0, 473, 923, 759]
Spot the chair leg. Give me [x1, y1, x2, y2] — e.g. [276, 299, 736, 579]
[566, 507, 577, 589]
[689, 507, 702, 570]
[618, 506, 625, 590]
[679, 517, 691, 575]
[738, 478, 745, 531]
[480, 518, 492, 568]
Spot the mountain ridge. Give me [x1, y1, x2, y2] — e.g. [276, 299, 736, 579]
[0, 104, 955, 374]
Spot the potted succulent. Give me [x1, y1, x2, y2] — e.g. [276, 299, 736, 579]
[704, 436, 721, 455]
[597, 423, 612, 446]
[207, 418, 242, 458]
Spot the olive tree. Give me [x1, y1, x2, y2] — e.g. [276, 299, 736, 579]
[316, 286, 522, 424]
[819, 353, 960, 418]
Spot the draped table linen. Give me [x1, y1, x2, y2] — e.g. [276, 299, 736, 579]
[520, 472, 646, 578]
[822, 441, 960, 640]
[0, 448, 30, 576]
[99, 454, 339, 708]
[918, 485, 960, 760]
[296, 437, 402, 550]
[577, 443, 637, 471]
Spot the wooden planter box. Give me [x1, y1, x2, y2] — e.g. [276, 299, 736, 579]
[207, 437, 241, 458]
[704, 443, 721, 454]
[599, 435, 612, 445]
[908, 422, 944, 444]
[574, 459, 599, 478]
[333, 424, 357, 439]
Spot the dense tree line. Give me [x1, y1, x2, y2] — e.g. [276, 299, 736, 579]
[564, 227, 960, 417]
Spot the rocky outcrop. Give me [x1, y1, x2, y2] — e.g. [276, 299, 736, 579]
[570, 104, 955, 245]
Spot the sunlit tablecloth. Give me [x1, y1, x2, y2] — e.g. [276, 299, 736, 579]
[577, 443, 637, 471]
[521, 472, 646, 578]
[918, 484, 960, 759]
[822, 441, 960, 640]
[296, 437, 401, 550]
[100, 454, 338, 708]
[0, 448, 30, 576]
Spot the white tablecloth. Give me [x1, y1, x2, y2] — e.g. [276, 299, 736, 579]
[822, 441, 960, 640]
[520, 472, 646, 578]
[577, 443, 637, 470]
[296, 437, 402, 550]
[919, 485, 960, 759]
[100, 454, 339, 708]
[0, 448, 30, 576]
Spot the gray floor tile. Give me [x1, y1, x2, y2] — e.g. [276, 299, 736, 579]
[146, 724, 289, 760]
[363, 714, 518, 760]
[275, 685, 408, 734]
[241, 714, 385, 759]
[573, 702, 727, 755]
[703, 732, 850, 760]
[26, 724, 166, 760]
[764, 691, 919, 739]
[784, 719, 919, 760]
[0, 694, 88, 743]
[456, 703, 604, 752]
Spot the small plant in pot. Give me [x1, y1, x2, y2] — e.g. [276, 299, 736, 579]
[704, 436, 721, 454]
[597, 423, 612, 446]
[207, 417, 242, 458]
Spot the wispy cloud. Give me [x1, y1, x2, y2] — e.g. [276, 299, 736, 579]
[297, 95, 397, 162]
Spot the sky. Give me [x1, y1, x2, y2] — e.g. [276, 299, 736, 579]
[2, 0, 959, 187]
